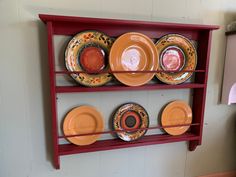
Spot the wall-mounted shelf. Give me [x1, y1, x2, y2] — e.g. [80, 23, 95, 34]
[39, 14, 218, 169]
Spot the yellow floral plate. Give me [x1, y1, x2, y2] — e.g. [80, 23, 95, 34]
[65, 30, 114, 87]
[113, 103, 149, 141]
[155, 34, 197, 85]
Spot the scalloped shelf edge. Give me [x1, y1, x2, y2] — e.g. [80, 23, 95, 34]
[56, 83, 206, 93]
[59, 133, 200, 156]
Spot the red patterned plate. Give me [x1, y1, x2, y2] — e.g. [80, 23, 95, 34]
[155, 34, 197, 84]
[113, 103, 149, 141]
[65, 30, 114, 87]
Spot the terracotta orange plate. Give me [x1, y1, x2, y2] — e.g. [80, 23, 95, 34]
[63, 105, 104, 146]
[161, 100, 192, 136]
[80, 46, 106, 73]
[109, 32, 158, 86]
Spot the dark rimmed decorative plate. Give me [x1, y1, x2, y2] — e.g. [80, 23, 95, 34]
[155, 34, 197, 85]
[113, 103, 149, 141]
[65, 30, 114, 87]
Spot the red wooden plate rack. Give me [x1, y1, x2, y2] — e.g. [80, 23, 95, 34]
[39, 14, 219, 169]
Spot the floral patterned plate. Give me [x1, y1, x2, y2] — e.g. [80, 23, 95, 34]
[113, 103, 149, 141]
[155, 34, 197, 85]
[65, 30, 114, 87]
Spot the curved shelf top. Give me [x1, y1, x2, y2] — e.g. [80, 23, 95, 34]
[39, 14, 219, 31]
[225, 31, 236, 36]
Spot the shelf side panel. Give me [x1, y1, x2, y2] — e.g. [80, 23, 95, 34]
[190, 31, 212, 149]
[47, 22, 60, 169]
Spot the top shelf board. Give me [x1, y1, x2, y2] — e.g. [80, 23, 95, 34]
[39, 14, 219, 37]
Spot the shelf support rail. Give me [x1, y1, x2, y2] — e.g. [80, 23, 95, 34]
[59, 123, 200, 138]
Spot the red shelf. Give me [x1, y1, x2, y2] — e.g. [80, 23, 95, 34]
[56, 83, 205, 93]
[39, 13, 219, 169]
[59, 133, 200, 156]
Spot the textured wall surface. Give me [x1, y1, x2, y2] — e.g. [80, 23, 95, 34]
[0, 0, 236, 177]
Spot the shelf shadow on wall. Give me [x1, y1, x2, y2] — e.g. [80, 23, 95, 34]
[217, 11, 236, 104]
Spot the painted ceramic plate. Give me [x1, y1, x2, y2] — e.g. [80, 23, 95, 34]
[109, 32, 158, 86]
[63, 105, 104, 146]
[113, 103, 149, 141]
[65, 30, 114, 87]
[161, 100, 192, 136]
[155, 34, 197, 85]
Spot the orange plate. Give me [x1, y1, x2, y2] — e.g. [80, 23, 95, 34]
[109, 32, 158, 86]
[63, 106, 104, 146]
[161, 100, 192, 136]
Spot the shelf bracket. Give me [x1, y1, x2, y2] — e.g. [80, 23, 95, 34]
[189, 140, 199, 151]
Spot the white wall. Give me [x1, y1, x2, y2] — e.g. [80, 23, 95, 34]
[0, 0, 236, 177]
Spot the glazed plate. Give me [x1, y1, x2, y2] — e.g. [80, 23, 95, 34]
[113, 103, 149, 141]
[109, 32, 158, 86]
[155, 34, 197, 85]
[161, 100, 192, 136]
[65, 30, 114, 87]
[63, 105, 104, 145]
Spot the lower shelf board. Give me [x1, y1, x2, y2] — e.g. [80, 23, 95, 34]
[58, 133, 199, 156]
